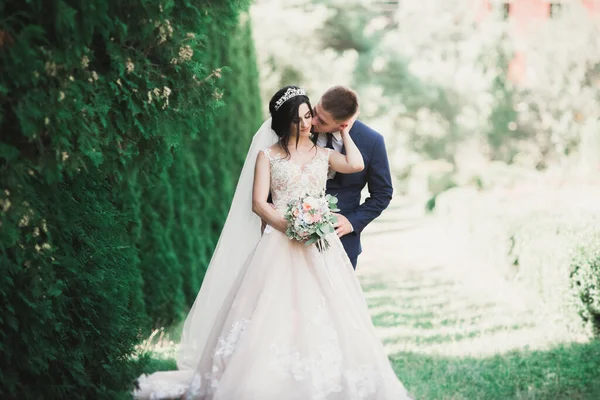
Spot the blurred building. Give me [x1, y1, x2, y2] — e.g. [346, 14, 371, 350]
[477, 0, 600, 83]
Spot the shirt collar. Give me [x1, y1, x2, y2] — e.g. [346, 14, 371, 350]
[331, 131, 342, 141]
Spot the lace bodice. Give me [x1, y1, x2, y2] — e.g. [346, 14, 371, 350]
[262, 147, 331, 212]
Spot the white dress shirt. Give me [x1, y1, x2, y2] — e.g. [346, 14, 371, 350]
[316, 131, 343, 153]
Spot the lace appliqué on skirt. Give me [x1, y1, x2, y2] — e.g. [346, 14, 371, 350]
[268, 298, 379, 400]
[185, 318, 251, 399]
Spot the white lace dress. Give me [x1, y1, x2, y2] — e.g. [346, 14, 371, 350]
[134, 148, 411, 400]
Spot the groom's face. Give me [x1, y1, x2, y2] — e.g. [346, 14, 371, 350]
[311, 102, 341, 134]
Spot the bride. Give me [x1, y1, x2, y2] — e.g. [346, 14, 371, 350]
[134, 86, 412, 400]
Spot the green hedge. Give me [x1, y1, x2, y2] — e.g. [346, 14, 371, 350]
[507, 212, 600, 334]
[570, 230, 600, 335]
[0, 0, 258, 398]
[437, 188, 600, 336]
[138, 14, 262, 327]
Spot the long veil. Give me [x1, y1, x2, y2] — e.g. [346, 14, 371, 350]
[177, 117, 278, 370]
[134, 118, 278, 398]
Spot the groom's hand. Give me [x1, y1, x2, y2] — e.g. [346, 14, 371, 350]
[333, 213, 353, 237]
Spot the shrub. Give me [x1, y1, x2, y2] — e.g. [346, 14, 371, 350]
[436, 188, 600, 335]
[569, 231, 600, 335]
[0, 0, 256, 398]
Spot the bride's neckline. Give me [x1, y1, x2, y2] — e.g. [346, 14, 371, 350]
[284, 157, 322, 170]
[267, 148, 327, 170]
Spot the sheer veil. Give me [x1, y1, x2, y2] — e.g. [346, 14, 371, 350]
[177, 117, 278, 370]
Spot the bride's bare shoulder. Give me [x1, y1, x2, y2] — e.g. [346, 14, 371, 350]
[261, 144, 285, 160]
[315, 145, 332, 157]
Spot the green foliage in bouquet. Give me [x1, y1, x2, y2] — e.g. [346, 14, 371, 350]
[0, 0, 260, 398]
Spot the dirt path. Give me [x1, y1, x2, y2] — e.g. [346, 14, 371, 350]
[357, 197, 582, 358]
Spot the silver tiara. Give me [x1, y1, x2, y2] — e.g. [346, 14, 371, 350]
[274, 87, 306, 110]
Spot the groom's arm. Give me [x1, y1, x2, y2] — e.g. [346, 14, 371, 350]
[344, 135, 393, 234]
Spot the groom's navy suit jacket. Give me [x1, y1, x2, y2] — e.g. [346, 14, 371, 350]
[326, 120, 393, 261]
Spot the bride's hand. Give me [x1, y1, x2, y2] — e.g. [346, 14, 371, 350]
[340, 111, 359, 136]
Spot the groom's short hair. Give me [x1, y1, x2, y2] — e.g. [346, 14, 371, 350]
[321, 86, 359, 122]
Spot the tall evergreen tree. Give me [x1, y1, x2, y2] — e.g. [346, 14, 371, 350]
[0, 0, 258, 398]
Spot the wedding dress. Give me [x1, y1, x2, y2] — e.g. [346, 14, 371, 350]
[134, 125, 411, 400]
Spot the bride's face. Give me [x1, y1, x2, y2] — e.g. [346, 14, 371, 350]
[290, 103, 313, 138]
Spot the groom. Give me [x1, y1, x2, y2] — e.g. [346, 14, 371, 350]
[312, 86, 393, 269]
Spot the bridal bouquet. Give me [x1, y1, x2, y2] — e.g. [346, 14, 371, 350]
[284, 193, 340, 252]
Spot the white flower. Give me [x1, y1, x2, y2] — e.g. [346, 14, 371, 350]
[304, 196, 320, 209]
[178, 45, 193, 62]
[45, 61, 57, 76]
[58, 91, 65, 101]
[302, 213, 313, 224]
[88, 71, 98, 83]
[19, 215, 30, 227]
[126, 58, 135, 73]
[1, 199, 11, 212]
[81, 55, 90, 68]
[158, 20, 174, 44]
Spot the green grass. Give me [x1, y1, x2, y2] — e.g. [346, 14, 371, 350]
[133, 319, 185, 376]
[361, 265, 600, 400]
[392, 341, 600, 400]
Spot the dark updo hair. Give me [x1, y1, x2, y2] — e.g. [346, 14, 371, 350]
[269, 85, 315, 157]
